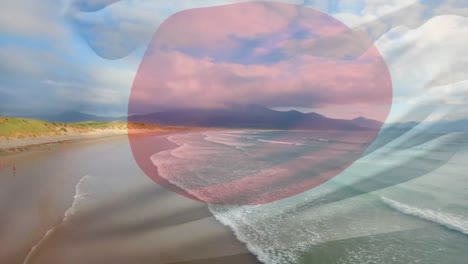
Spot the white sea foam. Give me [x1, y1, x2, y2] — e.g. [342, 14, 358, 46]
[204, 136, 248, 148]
[154, 132, 322, 263]
[203, 132, 254, 148]
[310, 138, 329, 142]
[219, 130, 264, 134]
[209, 204, 320, 264]
[381, 197, 468, 235]
[64, 175, 92, 220]
[258, 139, 303, 146]
[154, 131, 468, 264]
[23, 175, 92, 264]
[151, 152, 204, 201]
[168, 143, 194, 159]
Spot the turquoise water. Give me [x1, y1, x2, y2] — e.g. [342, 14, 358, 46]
[151, 129, 468, 264]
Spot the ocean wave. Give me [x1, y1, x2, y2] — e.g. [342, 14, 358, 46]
[381, 197, 468, 235]
[168, 143, 192, 159]
[305, 137, 369, 146]
[150, 149, 214, 202]
[209, 204, 314, 264]
[203, 132, 254, 148]
[23, 175, 92, 264]
[258, 139, 304, 146]
[309, 138, 329, 142]
[64, 175, 92, 220]
[209, 207, 273, 263]
[219, 130, 267, 134]
[204, 136, 251, 148]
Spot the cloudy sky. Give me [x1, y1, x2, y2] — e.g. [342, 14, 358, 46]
[1, 0, 467, 122]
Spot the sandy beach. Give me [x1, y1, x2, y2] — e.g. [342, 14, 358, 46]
[0, 124, 177, 154]
[0, 130, 126, 153]
[0, 131, 260, 264]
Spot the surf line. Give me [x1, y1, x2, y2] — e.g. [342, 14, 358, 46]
[381, 197, 468, 235]
[23, 175, 91, 264]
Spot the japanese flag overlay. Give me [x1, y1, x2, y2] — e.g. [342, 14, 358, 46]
[128, 2, 392, 205]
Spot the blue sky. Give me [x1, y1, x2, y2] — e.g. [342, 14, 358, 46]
[1, 0, 467, 122]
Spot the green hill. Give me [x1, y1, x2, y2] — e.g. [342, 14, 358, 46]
[0, 117, 165, 139]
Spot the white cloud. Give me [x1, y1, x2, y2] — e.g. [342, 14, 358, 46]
[376, 15, 468, 122]
[333, 0, 419, 27]
[66, 0, 307, 59]
[0, 0, 68, 39]
[2, 0, 468, 119]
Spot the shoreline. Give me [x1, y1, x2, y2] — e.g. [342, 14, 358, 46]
[146, 132, 263, 264]
[129, 131, 263, 264]
[169, 253, 260, 264]
[0, 128, 188, 156]
[1, 132, 124, 156]
[1, 129, 261, 264]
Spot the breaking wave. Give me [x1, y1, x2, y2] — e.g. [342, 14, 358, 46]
[381, 197, 468, 235]
[258, 139, 304, 146]
[23, 175, 92, 264]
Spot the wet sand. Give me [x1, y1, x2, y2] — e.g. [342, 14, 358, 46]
[0, 132, 260, 264]
[170, 253, 260, 264]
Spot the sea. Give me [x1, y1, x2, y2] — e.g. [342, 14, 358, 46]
[25, 127, 468, 264]
[154, 128, 468, 264]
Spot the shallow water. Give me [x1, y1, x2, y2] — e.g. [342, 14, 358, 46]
[151, 130, 468, 264]
[7, 130, 467, 264]
[9, 135, 251, 264]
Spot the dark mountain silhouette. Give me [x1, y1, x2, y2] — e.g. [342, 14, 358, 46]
[128, 105, 379, 130]
[351, 116, 383, 129]
[17, 105, 401, 131]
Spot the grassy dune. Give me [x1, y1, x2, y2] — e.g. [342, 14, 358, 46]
[0, 117, 169, 140]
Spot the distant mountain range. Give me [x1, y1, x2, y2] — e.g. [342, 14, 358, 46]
[128, 105, 380, 130]
[16, 105, 468, 132]
[128, 104, 379, 130]
[17, 105, 380, 130]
